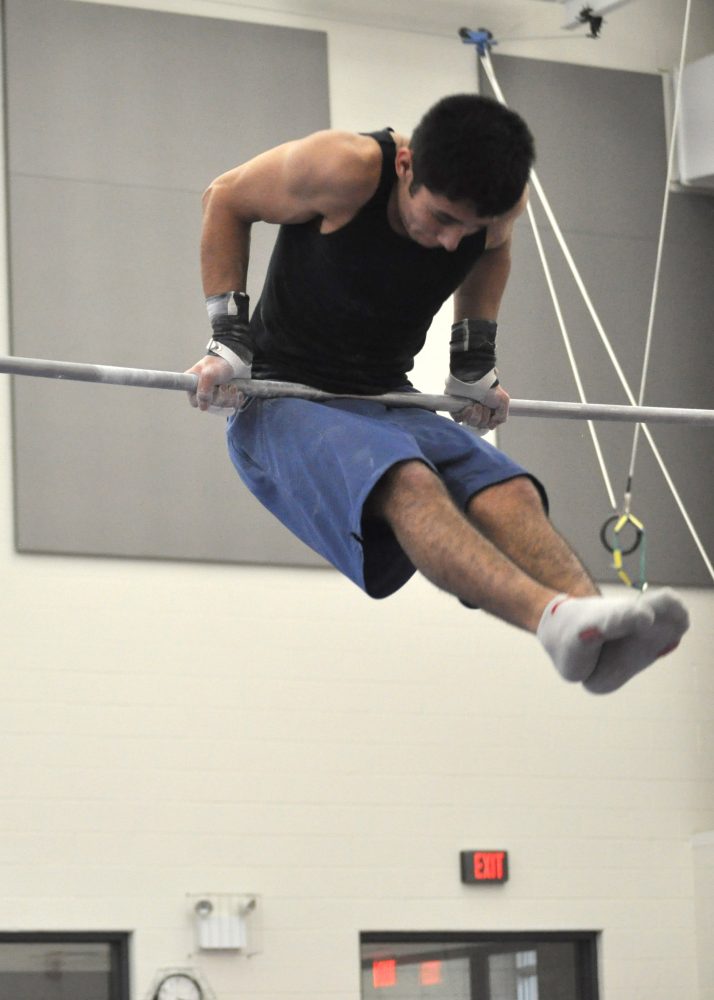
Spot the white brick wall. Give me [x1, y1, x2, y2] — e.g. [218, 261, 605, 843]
[693, 833, 714, 1000]
[1, 3, 712, 999]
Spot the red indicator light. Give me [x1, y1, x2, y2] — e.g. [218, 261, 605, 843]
[373, 959, 397, 989]
[420, 961, 442, 986]
[460, 849, 508, 883]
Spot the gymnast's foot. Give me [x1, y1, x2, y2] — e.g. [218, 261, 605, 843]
[536, 589, 689, 692]
[583, 588, 689, 694]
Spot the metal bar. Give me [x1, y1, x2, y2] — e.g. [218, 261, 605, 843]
[0, 354, 195, 392]
[506, 398, 714, 427]
[1, 354, 713, 426]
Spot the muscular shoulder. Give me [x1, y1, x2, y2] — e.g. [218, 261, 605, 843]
[207, 129, 388, 227]
[281, 130, 385, 222]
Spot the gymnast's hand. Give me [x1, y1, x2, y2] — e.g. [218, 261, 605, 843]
[449, 382, 510, 432]
[185, 354, 240, 412]
[188, 291, 254, 412]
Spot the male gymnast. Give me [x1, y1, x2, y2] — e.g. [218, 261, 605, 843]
[188, 94, 689, 694]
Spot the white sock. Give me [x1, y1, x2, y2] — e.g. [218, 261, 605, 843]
[537, 593, 655, 683]
[583, 588, 690, 694]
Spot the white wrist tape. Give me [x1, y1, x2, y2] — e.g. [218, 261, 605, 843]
[444, 369, 498, 403]
[206, 291, 241, 320]
[206, 338, 252, 380]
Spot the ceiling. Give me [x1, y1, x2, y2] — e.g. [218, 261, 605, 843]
[200, 0, 577, 41]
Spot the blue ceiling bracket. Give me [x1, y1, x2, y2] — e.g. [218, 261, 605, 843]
[458, 27, 497, 57]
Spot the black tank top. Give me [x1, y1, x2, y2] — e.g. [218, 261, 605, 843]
[250, 129, 487, 393]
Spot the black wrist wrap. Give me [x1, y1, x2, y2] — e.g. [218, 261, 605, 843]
[208, 291, 254, 364]
[449, 318, 498, 383]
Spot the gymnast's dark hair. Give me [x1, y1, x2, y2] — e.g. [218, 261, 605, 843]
[410, 93, 535, 216]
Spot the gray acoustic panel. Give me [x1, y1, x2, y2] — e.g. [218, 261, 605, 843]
[7, 0, 329, 189]
[6, 0, 330, 565]
[487, 56, 713, 586]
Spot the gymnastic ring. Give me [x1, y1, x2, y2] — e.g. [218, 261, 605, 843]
[599, 513, 642, 556]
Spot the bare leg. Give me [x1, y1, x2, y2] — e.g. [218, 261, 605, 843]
[466, 476, 598, 597]
[466, 480, 689, 688]
[367, 460, 686, 688]
[367, 460, 558, 633]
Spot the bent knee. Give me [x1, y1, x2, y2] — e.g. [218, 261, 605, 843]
[469, 475, 546, 521]
[365, 459, 442, 520]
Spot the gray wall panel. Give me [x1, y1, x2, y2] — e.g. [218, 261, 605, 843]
[10, 176, 320, 564]
[492, 58, 668, 241]
[7, 0, 329, 567]
[7, 11, 712, 583]
[7, 0, 329, 188]
[488, 56, 713, 586]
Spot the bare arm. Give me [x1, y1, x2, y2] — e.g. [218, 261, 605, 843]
[446, 187, 528, 431]
[453, 184, 528, 321]
[189, 130, 381, 409]
[200, 130, 381, 295]
[453, 237, 513, 322]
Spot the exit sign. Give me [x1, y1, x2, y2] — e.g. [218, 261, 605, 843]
[460, 850, 508, 884]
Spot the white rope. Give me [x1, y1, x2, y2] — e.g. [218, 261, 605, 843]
[480, 51, 636, 401]
[479, 48, 714, 583]
[624, 0, 694, 507]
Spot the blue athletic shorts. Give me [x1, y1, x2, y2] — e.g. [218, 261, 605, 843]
[226, 395, 546, 598]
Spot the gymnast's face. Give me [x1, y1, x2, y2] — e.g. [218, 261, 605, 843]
[392, 148, 493, 251]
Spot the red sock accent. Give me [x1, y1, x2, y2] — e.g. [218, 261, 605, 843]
[550, 596, 572, 616]
[579, 626, 603, 643]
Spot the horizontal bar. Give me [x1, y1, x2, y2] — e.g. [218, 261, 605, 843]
[505, 398, 714, 426]
[0, 354, 196, 392]
[1, 354, 713, 426]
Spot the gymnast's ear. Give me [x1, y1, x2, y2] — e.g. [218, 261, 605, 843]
[395, 146, 413, 179]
